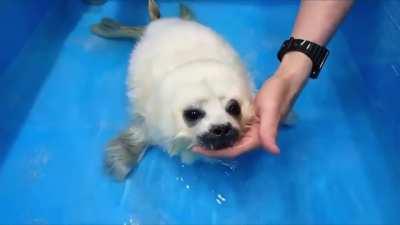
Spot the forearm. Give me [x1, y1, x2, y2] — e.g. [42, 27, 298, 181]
[277, 0, 354, 85]
[292, 0, 354, 46]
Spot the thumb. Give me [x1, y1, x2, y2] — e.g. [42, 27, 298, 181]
[258, 109, 280, 154]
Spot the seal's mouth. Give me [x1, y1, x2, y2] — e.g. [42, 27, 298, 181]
[197, 127, 240, 150]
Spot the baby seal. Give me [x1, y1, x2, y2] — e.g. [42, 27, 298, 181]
[104, 0, 254, 180]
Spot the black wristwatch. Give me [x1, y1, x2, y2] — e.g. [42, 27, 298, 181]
[277, 37, 329, 79]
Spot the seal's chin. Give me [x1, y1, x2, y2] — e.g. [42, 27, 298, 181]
[197, 127, 240, 151]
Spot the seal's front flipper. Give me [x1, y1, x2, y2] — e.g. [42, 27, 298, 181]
[179, 3, 195, 20]
[91, 17, 144, 40]
[105, 121, 148, 181]
[148, 0, 161, 21]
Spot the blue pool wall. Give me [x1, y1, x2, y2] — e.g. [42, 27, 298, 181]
[0, 0, 86, 165]
[339, 1, 400, 221]
[0, 0, 61, 74]
[341, 1, 400, 166]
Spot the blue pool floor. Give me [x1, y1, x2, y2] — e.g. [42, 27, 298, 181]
[1, 1, 399, 224]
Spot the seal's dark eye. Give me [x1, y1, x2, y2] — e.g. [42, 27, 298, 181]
[226, 99, 241, 117]
[183, 108, 205, 123]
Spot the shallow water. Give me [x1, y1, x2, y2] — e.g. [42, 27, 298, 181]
[0, 0, 399, 224]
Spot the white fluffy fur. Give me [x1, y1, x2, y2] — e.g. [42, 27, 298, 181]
[127, 18, 254, 163]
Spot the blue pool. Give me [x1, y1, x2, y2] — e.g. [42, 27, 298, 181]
[1, 0, 399, 224]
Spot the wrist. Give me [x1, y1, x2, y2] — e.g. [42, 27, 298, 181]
[276, 51, 312, 82]
[272, 51, 312, 98]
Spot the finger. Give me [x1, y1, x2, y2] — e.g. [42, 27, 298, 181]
[260, 134, 280, 154]
[258, 108, 281, 154]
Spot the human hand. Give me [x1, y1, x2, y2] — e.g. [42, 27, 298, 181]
[194, 51, 312, 158]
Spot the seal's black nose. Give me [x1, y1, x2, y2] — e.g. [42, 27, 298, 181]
[210, 123, 232, 137]
[199, 123, 239, 150]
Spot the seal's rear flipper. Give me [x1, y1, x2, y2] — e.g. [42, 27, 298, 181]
[148, 0, 161, 21]
[148, 0, 195, 21]
[91, 1, 196, 40]
[91, 17, 144, 40]
[179, 3, 195, 20]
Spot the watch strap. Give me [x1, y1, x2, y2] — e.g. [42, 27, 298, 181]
[277, 37, 329, 79]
